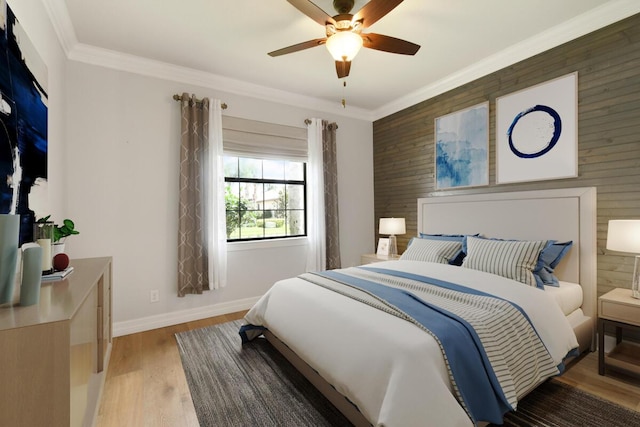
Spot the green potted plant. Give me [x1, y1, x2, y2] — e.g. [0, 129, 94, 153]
[36, 216, 80, 254]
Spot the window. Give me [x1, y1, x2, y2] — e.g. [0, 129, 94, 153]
[224, 156, 306, 241]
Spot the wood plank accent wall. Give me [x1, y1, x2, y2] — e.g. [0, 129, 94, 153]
[373, 13, 640, 297]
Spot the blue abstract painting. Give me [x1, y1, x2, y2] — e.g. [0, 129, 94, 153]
[435, 102, 488, 190]
[0, 1, 48, 244]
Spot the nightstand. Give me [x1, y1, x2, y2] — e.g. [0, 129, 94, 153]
[598, 288, 640, 377]
[360, 253, 400, 265]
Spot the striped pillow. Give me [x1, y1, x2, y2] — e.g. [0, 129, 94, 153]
[462, 236, 549, 287]
[400, 238, 463, 264]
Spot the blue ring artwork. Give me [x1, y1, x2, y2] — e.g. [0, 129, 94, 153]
[507, 104, 562, 159]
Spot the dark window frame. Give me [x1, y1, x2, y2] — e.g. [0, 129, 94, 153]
[224, 159, 307, 242]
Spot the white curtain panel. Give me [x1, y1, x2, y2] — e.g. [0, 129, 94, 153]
[208, 99, 227, 289]
[306, 118, 326, 272]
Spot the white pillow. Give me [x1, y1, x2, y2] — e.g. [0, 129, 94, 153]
[400, 238, 462, 264]
[462, 236, 548, 287]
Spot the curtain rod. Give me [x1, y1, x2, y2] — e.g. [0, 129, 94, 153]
[173, 94, 227, 109]
[304, 118, 338, 129]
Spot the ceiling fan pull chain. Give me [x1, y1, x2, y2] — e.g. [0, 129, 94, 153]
[341, 80, 347, 108]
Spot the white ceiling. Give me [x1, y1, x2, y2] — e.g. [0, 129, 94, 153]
[46, 0, 639, 120]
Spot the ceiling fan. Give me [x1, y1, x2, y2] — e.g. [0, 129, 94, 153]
[268, 0, 420, 78]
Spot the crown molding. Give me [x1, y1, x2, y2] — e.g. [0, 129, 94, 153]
[44, 0, 638, 123]
[66, 42, 373, 121]
[41, 0, 77, 56]
[372, 0, 640, 120]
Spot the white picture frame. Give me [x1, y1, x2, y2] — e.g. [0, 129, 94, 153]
[496, 72, 578, 184]
[377, 238, 390, 256]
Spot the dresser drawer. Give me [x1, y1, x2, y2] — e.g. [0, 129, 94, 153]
[600, 300, 640, 326]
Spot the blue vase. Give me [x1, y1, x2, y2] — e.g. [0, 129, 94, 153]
[0, 214, 20, 304]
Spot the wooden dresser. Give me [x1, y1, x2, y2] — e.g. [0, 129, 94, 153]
[0, 257, 112, 427]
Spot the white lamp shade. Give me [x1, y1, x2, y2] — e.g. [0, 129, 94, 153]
[606, 220, 640, 253]
[326, 31, 363, 61]
[379, 218, 406, 235]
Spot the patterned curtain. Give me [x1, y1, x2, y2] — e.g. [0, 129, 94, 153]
[306, 119, 341, 271]
[323, 122, 341, 269]
[177, 93, 226, 296]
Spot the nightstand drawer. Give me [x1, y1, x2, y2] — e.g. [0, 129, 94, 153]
[600, 300, 640, 326]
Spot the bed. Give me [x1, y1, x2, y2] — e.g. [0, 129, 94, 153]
[241, 187, 597, 426]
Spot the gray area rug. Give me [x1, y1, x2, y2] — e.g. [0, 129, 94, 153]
[493, 379, 640, 427]
[177, 320, 640, 427]
[175, 320, 352, 426]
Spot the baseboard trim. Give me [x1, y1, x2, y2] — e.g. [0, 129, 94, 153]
[113, 296, 260, 337]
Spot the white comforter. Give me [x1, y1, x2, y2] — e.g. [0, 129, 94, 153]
[243, 260, 579, 427]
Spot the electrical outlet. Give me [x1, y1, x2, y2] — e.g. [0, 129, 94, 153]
[150, 290, 160, 303]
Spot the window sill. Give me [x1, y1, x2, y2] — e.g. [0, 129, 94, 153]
[226, 236, 308, 252]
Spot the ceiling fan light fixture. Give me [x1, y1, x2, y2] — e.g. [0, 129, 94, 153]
[326, 31, 363, 61]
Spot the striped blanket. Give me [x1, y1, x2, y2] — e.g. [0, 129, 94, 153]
[299, 266, 560, 424]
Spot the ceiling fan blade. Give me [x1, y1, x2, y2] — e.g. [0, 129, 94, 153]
[335, 60, 351, 78]
[352, 0, 403, 28]
[362, 33, 420, 55]
[268, 38, 327, 57]
[286, 0, 336, 26]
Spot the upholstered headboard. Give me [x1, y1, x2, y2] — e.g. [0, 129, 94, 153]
[417, 187, 597, 323]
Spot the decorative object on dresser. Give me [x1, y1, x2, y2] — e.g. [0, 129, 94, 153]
[378, 217, 405, 257]
[36, 215, 80, 257]
[598, 288, 640, 377]
[0, 214, 20, 304]
[33, 219, 55, 275]
[53, 252, 70, 271]
[606, 219, 640, 299]
[19, 243, 43, 306]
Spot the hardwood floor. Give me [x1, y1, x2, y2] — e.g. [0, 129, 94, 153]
[97, 312, 640, 426]
[96, 311, 246, 427]
[556, 350, 640, 412]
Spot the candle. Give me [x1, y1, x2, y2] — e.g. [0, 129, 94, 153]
[37, 238, 52, 272]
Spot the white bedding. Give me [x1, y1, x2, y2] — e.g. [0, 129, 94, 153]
[544, 281, 583, 316]
[244, 260, 579, 427]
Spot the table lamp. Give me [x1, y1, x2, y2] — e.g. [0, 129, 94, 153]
[606, 219, 640, 299]
[379, 217, 406, 257]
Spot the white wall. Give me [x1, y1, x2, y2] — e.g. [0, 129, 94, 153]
[63, 61, 374, 335]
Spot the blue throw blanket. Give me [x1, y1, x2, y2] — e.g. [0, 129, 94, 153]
[320, 269, 512, 424]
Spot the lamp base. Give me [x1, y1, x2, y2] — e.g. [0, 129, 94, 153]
[633, 255, 640, 299]
[389, 235, 398, 257]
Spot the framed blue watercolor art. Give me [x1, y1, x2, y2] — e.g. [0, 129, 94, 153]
[435, 102, 489, 190]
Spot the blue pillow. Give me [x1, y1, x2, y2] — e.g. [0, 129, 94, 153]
[419, 233, 478, 266]
[533, 241, 573, 288]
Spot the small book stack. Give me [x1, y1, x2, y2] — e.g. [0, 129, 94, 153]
[41, 266, 74, 282]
